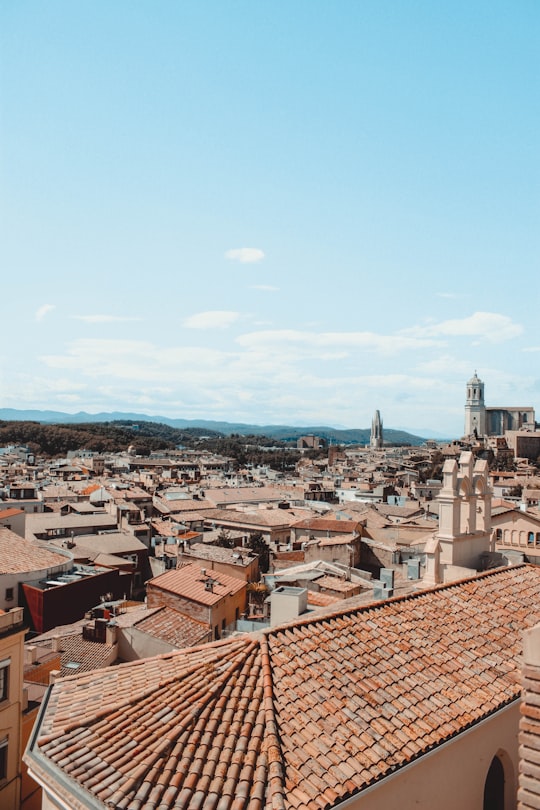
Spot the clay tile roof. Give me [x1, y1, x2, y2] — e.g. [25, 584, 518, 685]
[0, 527, 68, 574]
[147, 563, 246, 605]
[306, 590, 342, 608]
[134, 606, 211, 649]
[81, 483, 102, 496]
[204, 507, 295, 528]
[291, 517, 359, 532]
[181, 542, 256, 566]
[26, 564, 540, 810]
[0, 507, 24, 519]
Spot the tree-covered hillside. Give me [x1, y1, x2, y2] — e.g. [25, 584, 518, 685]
[0, 420, 216, 457]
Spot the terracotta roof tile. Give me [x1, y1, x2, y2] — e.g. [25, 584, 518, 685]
[147, 563, 246, 605]
[0, 527, 68, 573]
[134, 605, 212, 648]
[26, 564, 540, 809]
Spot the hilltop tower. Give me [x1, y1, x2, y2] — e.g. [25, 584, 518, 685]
[464, 372, 486, 437]
[370, 410, 383, 449]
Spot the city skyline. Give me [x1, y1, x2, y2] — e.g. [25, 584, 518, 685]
[1, 2, 538, 436]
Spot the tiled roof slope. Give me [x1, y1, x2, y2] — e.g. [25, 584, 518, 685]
[147, 563, 246, 605]
[31, 632, 117, 677]
[134, 605, 211, 649]
[0, 527, 68, 573]
[27, 565, 540, 810]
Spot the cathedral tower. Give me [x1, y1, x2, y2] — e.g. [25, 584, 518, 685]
[464, 372, 486, 437]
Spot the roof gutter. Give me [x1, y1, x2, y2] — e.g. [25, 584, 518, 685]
[24, 684, 107, 810]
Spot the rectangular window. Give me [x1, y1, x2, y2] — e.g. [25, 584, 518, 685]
[0, 659, 9, 702]
[5, 588, 13, 602]
[0, 737, 7, 781]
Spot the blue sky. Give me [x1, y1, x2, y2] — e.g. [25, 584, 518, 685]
[1, 1, 538, 437]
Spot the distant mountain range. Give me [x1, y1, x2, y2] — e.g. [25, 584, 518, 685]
[0, 408, 447, 446]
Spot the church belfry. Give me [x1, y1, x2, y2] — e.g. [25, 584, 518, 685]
[370, 410, 383, 449]
[464, 372, 486, 437]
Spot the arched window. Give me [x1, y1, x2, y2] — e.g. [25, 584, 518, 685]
[529, 532, 535, 546]
[483, 755, 504, 810]
[536, 533, 540, 547]
[496, 529, 502, 542]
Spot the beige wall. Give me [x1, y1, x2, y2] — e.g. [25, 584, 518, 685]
[439, 532, 492, 570]
[340, 703, 518, 810]
[20, 706, 41, 810]
[0, 609, 25, 810]
[0, 511, 26, 538]
[118, 625, 182, 661]
[493, 511, 540, 551]
[147, 584, 246, 639]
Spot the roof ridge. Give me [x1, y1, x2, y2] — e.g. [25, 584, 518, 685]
[38, 638, 254, 743]
[263, 564, 528, 636]
[260, 634, 287, 810]
[103, 640, 263, 808]
[33, 634, 302, 809]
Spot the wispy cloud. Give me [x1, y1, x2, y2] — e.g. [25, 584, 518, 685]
[35, 304, 55, 322]
[436, 292, 462, 299]
[71, 314, 142, 323]
[415, 355, 473, 375]
[183, 311, 240, 329]
[236, 329, 441, 356]
[225, 248, 265, 264]
[402, 312, 522, 343]
[250, 284, 278, 292]
[27, 305, 530, 434]
[37, 335, 459, 426]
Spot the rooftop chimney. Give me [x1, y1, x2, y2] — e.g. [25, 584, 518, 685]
[25, 645, 38, 665]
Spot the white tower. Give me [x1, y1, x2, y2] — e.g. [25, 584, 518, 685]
[424, 452, 492, 585]
[370, 410, 383, 449]
[464, 372, 486, 437]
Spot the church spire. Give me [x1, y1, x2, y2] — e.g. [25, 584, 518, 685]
[370, 410, 383, 449]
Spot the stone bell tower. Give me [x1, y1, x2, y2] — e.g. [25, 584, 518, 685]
[464, 372, 486, 437]
[424, 451, 492, 585]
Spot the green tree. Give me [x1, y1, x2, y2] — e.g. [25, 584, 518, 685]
[216, 529, 235, 548]
[247, 532, 271, 573]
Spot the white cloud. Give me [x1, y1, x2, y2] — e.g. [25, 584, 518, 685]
[236, 329, 441, 355]
[71, 314, 142, 323]
[5, 374, 88, 405]
[415, 355, 473, 375]
[523, 346, 540, 353]
[25, 304, 530, 435]
[35, 304, 55, 322]
[225, 248, 265, 264]
[41, 340, 233, 382]
[183, 311, 240, 329]
[402, 312, 522, 343]
[250, 284, 279, 292]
